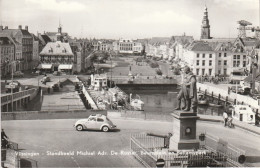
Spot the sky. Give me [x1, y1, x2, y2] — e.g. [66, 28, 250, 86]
[0, 0, 259, 40]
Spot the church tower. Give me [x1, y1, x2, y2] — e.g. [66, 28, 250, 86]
[200, 6, 211, 39]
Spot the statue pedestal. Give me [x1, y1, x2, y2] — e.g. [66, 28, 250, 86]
[169, 110, 200, 152]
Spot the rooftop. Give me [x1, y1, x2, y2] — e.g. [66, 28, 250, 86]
[40, 41, 73, 56]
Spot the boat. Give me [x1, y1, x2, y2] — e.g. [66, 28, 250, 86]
[208, 103, 223, 108]
[197, 93, 208, 105]
[130, 94, 144, 111]
[231, 105, 255, 124]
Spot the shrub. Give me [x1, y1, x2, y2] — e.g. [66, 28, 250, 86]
[156, 69, 162, 75]
[149, 61, 159, 68]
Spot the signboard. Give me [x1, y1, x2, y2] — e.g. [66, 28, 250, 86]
[156, 158, 165, 167]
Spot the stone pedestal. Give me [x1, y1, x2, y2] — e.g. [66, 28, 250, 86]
[169, 111, 200, 152]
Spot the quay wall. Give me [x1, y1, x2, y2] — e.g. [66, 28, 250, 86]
[197, 83, 260, 112]
[1, 110, 107, 120]
[82, 86, 98, 110]
[117, 84, 177, 90]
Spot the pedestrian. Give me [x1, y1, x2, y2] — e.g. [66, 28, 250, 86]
[1, 129, 9, 148]
[223, 111, 228, 127]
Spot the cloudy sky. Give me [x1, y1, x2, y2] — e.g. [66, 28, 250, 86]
[0, 0, 259, 39]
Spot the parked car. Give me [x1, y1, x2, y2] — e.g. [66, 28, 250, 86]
[231, 86, 251, 95]
[13, 71, 24, 77]
[41, 76, 51, 83]
[74, 114, 116, 132]
[5, 81, 21, 93]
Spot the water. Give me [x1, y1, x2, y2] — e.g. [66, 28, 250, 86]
[123, 87, 225, 116]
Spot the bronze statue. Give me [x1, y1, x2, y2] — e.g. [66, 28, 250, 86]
[175, 66, 197, 112]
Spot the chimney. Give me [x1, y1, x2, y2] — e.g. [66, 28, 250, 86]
[0, 25, 3, 31]
[18, 25, 22, 29]
[4, 26, 8, 30]
[25, 25, 28, 31]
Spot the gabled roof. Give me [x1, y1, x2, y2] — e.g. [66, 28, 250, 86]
[41, 35, 52, 44]
[148, 37, 171, 45]
[171, 36, 194, 45]
[1, 29, 32, 37]
[0, 36, 13, 45]
[40, 41, 73, 56]
[187, 41, 214, 51]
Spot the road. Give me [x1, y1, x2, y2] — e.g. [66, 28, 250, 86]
[2, 118, 260, 167]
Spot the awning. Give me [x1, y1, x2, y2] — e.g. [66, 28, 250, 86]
[38, 64, 53, 69]
[58, 64, 73, 70]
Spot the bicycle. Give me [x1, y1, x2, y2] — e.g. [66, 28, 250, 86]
[1, 139, 15, 150]
[227, 117, 235, 128]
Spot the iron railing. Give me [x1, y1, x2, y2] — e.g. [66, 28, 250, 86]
[130, 133, 246, 167]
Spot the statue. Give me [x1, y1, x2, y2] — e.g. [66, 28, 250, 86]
[175, 66, 197, 112]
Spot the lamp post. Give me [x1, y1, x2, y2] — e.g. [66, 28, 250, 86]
[110, 50, 112, 88]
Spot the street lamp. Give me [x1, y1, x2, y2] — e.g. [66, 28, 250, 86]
[110, 50, 113, 88]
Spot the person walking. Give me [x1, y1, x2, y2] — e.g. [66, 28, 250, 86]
[1, 129, 9, 148]
[223, 111, 228, 127]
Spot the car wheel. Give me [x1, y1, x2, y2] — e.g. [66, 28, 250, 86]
[76, 125, 83, 131]
[102, 126, 109, 132]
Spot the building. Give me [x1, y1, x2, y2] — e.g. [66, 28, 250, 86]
[112, 39, 143, 54]
[201, 6, 211, 39]
[0, 25, 33, 70]
[39, 41, 74, 73]
[0, 36, 15, 76]
[31, 33, 40, 68]
[171, 35, 194, 61]
[45, 24, 69, 42]
[183, 41, 217, 76]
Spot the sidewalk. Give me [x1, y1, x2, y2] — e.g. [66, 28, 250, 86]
[107, 111, 260, 136]
[199, 114, 260, 136]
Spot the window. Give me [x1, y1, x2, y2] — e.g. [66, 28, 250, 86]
[224, 69, 227, 75]
[233, 61, 236, 67]
[224, 60, 227, 66]
[218, 60, 221, 65]
[237, 55, 240, 59]
[197, 53, 200, 58]
[243, 61, 246, 67]
[218, 70, 221, 74]
[196, 69, 199, 75]
[209, 54, 212, 58]
[209, 60, 212, 66]
[237, 61, 240, 67]
[89, 117, 96, 121]
[202, 54, 205, 58]
[202, 69, 205, 75]
[219, 53, 221, 57]
[202, 60, 205, 66]
[97, 118, 104, 122]
[224, 53, 227, 57]
[209, 69, 212, 76]
[233, 55, 236, 59]
[196, 60, 199, 66]
[243, 55, 246, 59]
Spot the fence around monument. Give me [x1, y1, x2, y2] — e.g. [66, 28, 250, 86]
[130, 133, 246, 167]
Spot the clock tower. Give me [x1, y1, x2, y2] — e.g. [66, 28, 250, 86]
[201, 6, 211, 39]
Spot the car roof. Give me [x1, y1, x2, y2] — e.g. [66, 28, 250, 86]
[89, 114, 106, 118]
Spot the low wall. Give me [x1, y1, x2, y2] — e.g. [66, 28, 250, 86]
[1, 110, 107, 120]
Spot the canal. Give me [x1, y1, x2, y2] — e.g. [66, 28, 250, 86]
[121, 86, 225, 117]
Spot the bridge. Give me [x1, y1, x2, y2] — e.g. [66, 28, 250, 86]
[1, 88, 38, 112]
